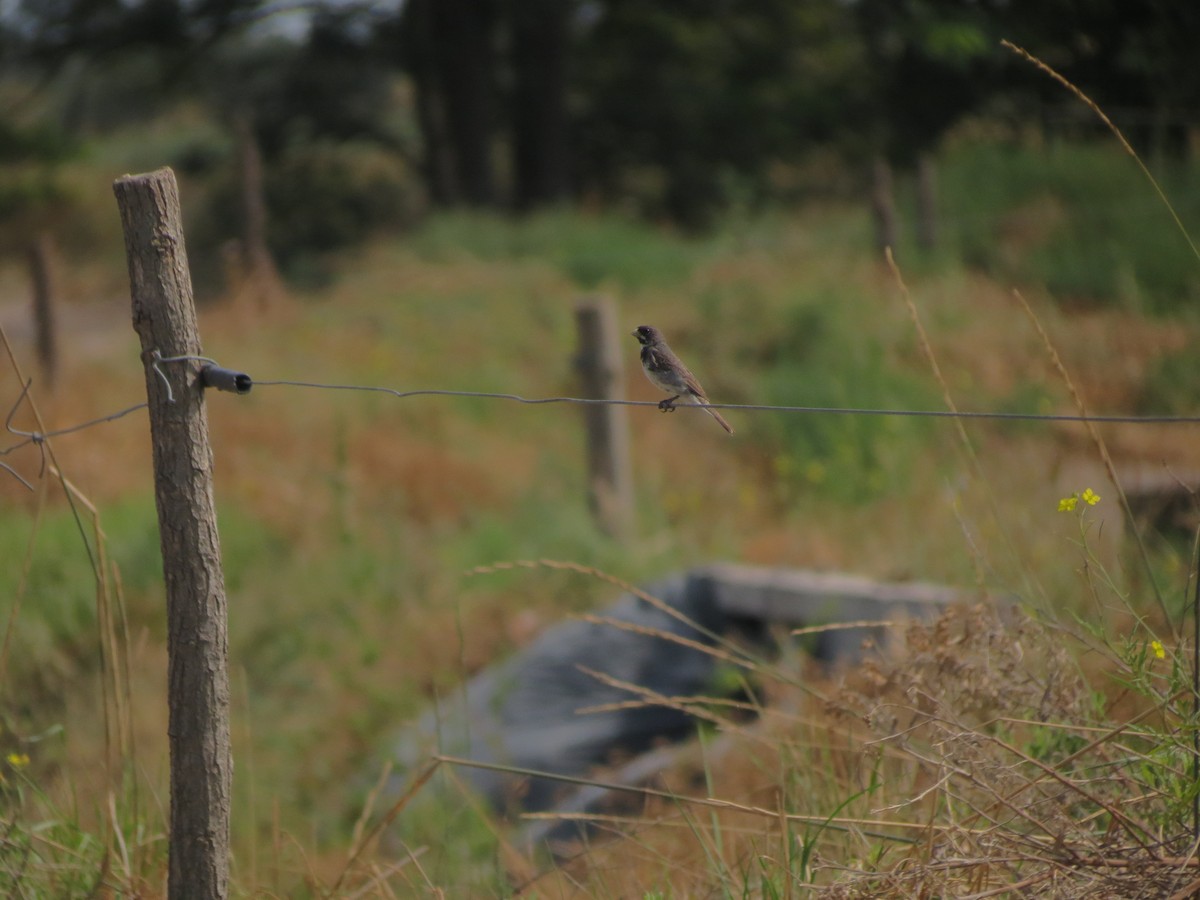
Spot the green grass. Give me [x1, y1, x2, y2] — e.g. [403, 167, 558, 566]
[407, 208, 714, 290]
[743, 289, 938, 504]
[1137, 345, 1200, 415]
[0, 500, 156, 684]
[938, 139, 1200, 311]
[3, 129, 1200, 894]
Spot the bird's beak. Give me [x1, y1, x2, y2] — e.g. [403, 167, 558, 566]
[631, 330, 639, 338]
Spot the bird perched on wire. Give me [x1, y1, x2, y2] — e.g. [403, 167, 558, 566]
[632, 325, 733, 435]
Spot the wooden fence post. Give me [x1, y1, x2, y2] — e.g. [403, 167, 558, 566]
[870, 155, 898, 255]
[234, 110, 284, 310]
[28, 233, 59, 387]
[113, 168, 231, 900]
[575, 295, 634, 539]
[915, 152, 939, 251]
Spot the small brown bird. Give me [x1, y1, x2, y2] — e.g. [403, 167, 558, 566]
[633, 325, 733, 435]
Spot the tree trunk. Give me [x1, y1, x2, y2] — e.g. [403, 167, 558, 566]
[430, 0, 498, 206]
[510, 0, 570, 210]
[401, 0, 455, 205]
[113, 168, 232, 900]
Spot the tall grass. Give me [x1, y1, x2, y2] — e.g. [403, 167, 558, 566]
[406, 208, 714, 289]
[938, 140, 1200, 311]
[2, 104, 1200, 892]
[493, 58, 1200, 895]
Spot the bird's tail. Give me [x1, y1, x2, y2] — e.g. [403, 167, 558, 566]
[701, 403, 734, 435]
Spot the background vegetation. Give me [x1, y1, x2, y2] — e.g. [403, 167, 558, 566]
[2, 1, 1200, 896]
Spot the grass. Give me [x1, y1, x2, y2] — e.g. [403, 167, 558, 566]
[2, 106, 1200, 894]
[937, 138, 1200, 311]
[405, 209, 715, 290]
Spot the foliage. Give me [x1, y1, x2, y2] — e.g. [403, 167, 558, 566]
[406, 209, 708, 290]
[262, 139, 419, 273]
[4, 0, 1200, 229]
[573, 0, 867, 227]
[744, 294, 936, 505]
[180, 135, 419, 289]
[939, 139, 1200, 312]
[1138, 347, 1200, 415]
[1, 83, 1200, 891]
[0, 118, 77, 164]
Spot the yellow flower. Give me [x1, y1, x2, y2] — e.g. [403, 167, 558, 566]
[1082, 488, 1101, 506]
[5, 752, 29, 769]
[1151, 640, 1165, 660]
[1058, 495, 1078, 512]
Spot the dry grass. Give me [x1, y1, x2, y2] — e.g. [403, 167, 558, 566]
[486, 602, 1195, 898]
[1, 165, 1198, 894]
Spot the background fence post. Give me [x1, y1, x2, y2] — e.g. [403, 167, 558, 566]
[870, 155, 898, 255]
[113, 167, 231, 900]
[233, 109, 284, 310]
[915, 152, 939, 251]
[575, 294, 634, 539]
[28, 233, 59, 387]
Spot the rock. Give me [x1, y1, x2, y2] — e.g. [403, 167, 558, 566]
[392, 572, 727, 812]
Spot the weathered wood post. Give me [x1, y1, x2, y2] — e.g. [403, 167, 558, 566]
[915, 152, 939, 251]
[575, 295, 634, 539]
[234, 110, 283, 310]
[870, 155, 898, 255]
[113, 168, 231, 900]
[28, 233, 59, 386]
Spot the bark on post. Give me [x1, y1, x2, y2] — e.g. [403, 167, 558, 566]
[28, 233, 59, 387]
[575, 296, 634, 540]
[113, 168, 231, 900]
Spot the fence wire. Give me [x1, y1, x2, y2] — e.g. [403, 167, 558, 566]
[4, 354, 1200, 491]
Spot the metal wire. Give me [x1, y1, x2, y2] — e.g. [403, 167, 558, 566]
[254, 380, 1200, 425]
[4, 358, 1200, 490]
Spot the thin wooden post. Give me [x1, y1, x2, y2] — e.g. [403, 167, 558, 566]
[870, 155, 898, 256]
[28, 233, 59, 386]
[113, 168, 231, 900]
[915, 152, 938, 251]
[575, 295, 634, 539]
[234, 110, 284, 310]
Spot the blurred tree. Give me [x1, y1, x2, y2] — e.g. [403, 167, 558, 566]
[394, 0, 498, 207]
[1001, 0, 1200, 158]
[573, 0, 865, 228]
[509, 0, 571, 210]
[4, 0, 1200, 233]
[383, 0, 453, 205]
[15, 0, 253, 68]
[3, 2, 422, 281]
[388, 0, 569, 210]
[854, 0, 999, 252]
[247, 8, 403, 155]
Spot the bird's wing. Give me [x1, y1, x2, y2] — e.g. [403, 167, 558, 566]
[648, 343, 711, 401]
[680, 365, 709, 402]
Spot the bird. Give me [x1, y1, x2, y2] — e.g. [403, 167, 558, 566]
[632, 325, 733, 435]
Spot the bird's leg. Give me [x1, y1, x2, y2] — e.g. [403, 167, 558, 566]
[658, 395, 679, 412]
